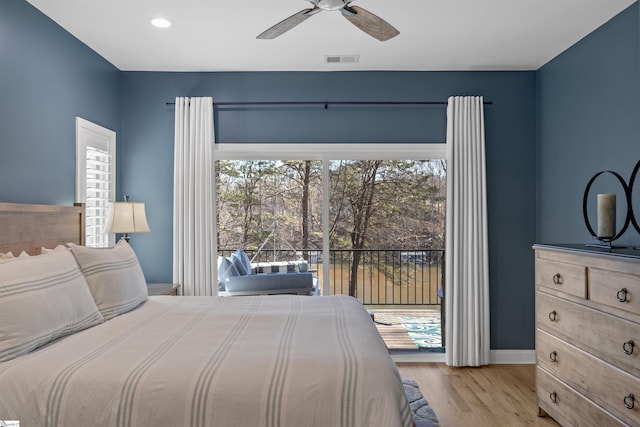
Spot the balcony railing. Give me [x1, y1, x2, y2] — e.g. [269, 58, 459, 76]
[219, 248, 444, 306]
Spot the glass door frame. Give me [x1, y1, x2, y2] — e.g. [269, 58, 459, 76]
[213, 143, 446, 295]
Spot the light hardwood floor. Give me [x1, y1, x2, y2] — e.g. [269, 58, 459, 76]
[396, 363, 560, 427]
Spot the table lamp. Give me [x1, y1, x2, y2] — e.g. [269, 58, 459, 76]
[103, 196, 150, 242]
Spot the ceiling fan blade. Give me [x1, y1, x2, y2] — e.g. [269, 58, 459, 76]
[341, 6, 399, 41]
[257, 8, 316, 39]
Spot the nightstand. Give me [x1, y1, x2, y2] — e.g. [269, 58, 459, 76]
[147, 283, 181, 296]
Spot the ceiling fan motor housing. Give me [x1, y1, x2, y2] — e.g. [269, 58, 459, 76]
[314, 0, 351, 11]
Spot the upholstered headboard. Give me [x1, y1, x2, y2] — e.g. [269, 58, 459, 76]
[0, 203, 85, 256]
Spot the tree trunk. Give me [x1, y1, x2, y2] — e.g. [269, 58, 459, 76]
[348, 160, 382, 297]
[301, 160, 311, 261]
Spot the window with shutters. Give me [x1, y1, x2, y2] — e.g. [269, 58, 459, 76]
[76, 118, 116, 247]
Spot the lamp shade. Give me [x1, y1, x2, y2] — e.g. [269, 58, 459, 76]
[104, 201, 150, 234]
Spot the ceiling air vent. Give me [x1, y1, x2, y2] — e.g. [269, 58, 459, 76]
[324, 55, 360, 64]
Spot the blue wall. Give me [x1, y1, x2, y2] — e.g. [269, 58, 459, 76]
[537, 2, 640, 247]
[120, 71, 537, 350]
[3, 0, 637, 351]
[0, 0, 120, 205]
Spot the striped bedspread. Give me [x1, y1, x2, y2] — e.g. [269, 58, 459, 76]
[0, 295, 413, 427]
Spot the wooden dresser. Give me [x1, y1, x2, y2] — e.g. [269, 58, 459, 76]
[534, 244, 640, 426]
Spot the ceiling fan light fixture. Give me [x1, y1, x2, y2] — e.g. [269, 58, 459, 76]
[316, 0, 348, 11]
[150, 17, 172, 29]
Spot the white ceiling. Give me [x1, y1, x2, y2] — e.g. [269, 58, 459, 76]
[26, 0, 636, 72]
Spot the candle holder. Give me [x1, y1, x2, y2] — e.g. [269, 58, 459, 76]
[630, 160, 640, 249]
[582, 169, 631, 250]
[630, 160, 640, 235]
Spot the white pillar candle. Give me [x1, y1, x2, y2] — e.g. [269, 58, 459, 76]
[597, 193, 616, 238]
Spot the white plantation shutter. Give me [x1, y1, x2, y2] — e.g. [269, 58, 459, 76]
[76, 118, 116, 247]
[85, 146, 113, 247]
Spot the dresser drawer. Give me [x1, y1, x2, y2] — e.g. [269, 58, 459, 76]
[536, 258, 586, 298]
[537, 367, 625, 426]
[537, 291, 640, 377]
[590, 267, 640, 317]
[537, 329, 640, 426]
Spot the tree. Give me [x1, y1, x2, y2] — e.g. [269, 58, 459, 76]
[217, 160, 278, 249]
[281, 160, 315, 260]
[217, 160, 322, 256]
[330, 160, 382, 297]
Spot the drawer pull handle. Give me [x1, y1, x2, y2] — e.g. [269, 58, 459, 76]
[548, 311, 557, 322]
[623, 340, 635, 355]
[549, 351, 558, 362]
[552, 273, 562, 285]
[624, 394, 635, 409]
[549, 392, 558, 404]
[617, 288, 629, 303]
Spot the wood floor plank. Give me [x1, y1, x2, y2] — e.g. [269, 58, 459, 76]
[397, 363, 560, 427]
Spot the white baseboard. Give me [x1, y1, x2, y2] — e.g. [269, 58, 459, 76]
[392, 349, 535, 364]
[392, 353, 446, 363]
[490, 349, 536, 364]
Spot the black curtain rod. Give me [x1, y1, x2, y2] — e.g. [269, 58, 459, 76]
[166, 100, 492, 108]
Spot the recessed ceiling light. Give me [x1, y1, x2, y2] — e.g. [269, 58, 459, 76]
[150, 17, 172, 29]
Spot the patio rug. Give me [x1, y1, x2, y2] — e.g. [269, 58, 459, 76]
[400, 317, 443, 352]
[403, 377, 440, 427]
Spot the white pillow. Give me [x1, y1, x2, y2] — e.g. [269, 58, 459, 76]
[69, 240, 148, 320]
[41, 245, 66, 254]
[0, 246, 68, 262]
[0, 247, 104, 362]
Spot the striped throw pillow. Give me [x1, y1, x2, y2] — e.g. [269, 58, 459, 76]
[0, 247, 104, 362]
[69, 240, 148, 320]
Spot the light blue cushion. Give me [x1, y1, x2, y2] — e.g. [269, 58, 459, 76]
[218, 257, 239, 283]
[238, 249, 251, 273]
[231, 249, 252, 276]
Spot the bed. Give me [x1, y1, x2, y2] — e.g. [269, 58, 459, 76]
[0, 203, 413, 427]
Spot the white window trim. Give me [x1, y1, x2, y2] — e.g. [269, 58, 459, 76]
[214, 143, 445, 161]
[214, 143, 446, 296]
[75, 117, 116, 247]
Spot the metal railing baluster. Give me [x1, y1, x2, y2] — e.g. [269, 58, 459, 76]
[218, 248, 444, 307]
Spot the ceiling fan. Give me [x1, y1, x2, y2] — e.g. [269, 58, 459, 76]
[257, 0, 399, 41]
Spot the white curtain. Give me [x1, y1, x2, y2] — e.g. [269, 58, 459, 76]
[173, 97, 216, 296]
[445, 96, 490, 367]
